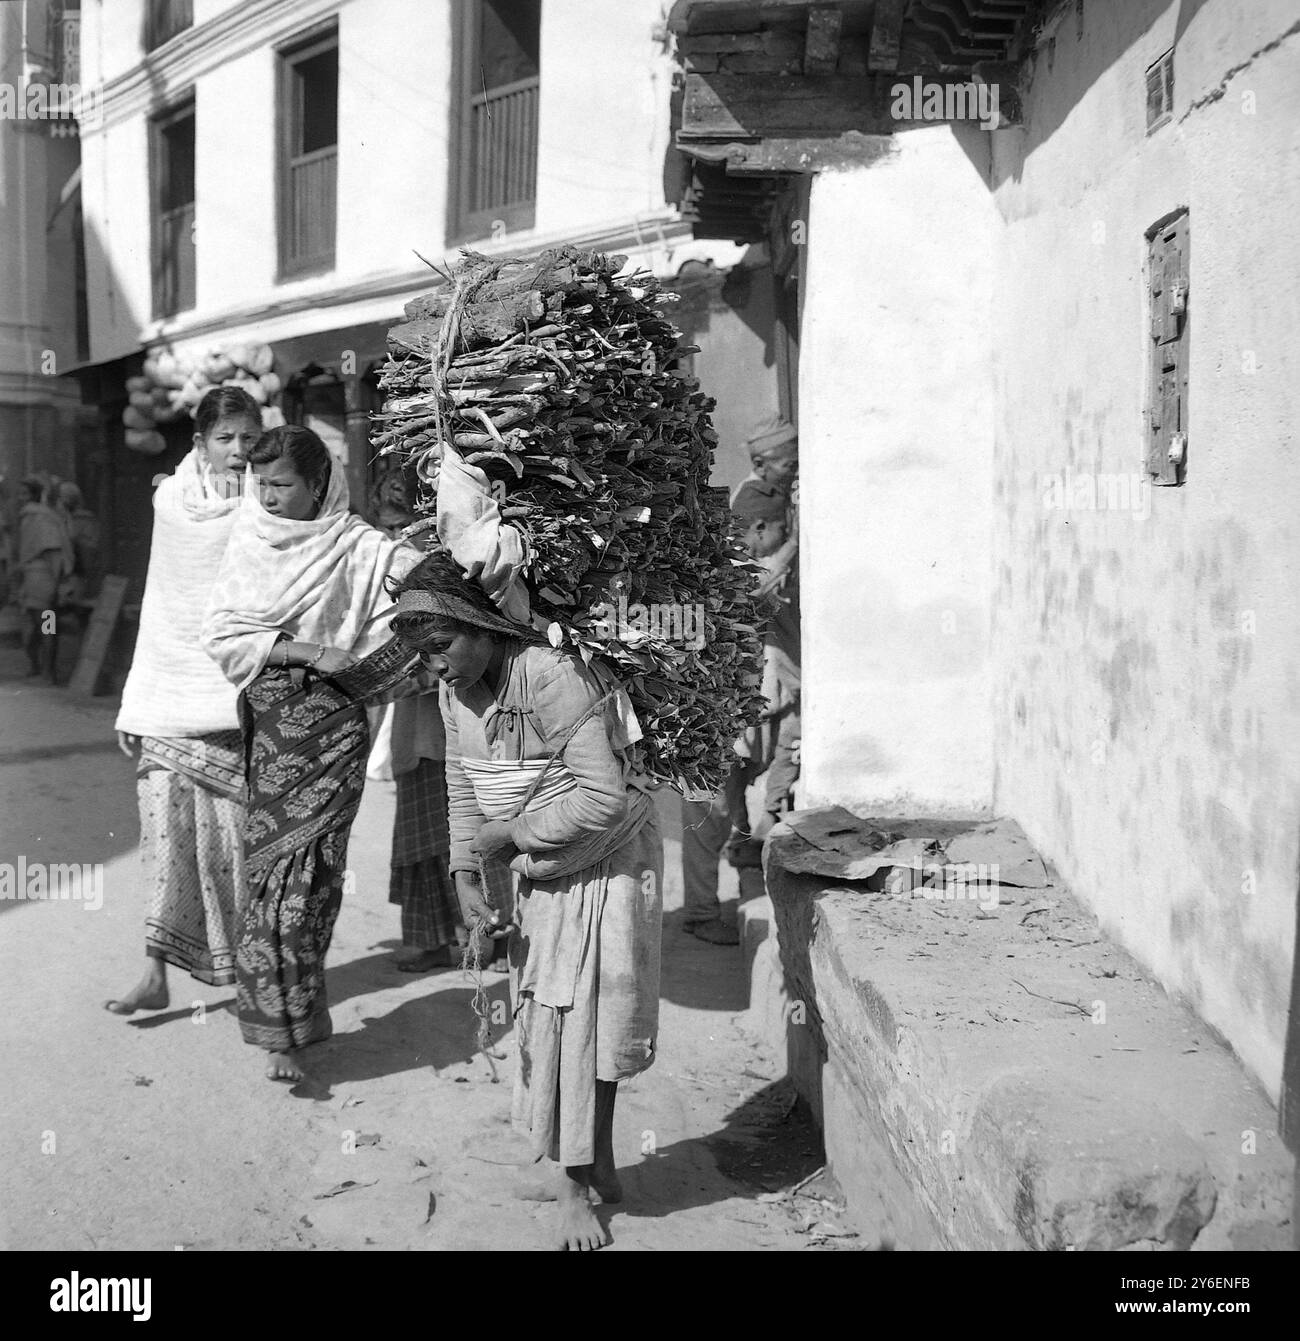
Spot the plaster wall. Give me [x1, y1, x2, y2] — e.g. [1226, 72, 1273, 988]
[800, 128, 997, 815]
[989, 0, 1300, 1092]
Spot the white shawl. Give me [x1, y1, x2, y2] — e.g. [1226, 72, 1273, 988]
[115, 450, 245, 737]
[202, 457, 420, 691]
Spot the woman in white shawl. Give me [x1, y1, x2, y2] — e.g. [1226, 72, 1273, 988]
[106, 387, 262, 1015]
[202, 425, 420, 1082]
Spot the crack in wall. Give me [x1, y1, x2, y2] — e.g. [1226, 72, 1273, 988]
[1178, 17, 1300, 121]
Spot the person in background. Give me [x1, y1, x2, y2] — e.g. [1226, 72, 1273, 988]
[106, 387, 262, 1016]
[202, 425, 421, 1083]
[735, 417, 799, 603]
[368, 467, 463, 973]
[730, 415, 798, 507]
[735, 420, 801, 832]
[747, 493, 801, 841]
[55, 481, 102, 606]
[679, 480, 793, 945]
[388, 686, 462, 971]
[366, 467, 420, 783]
[15, 476, 73, 683]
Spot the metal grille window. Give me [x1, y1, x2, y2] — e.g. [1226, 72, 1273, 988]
[451, 0, 540, 242]
[1146, 211, 1189, 486]
[150, 98, 196, 318]
[277, 28, 338, 278]
[145, 0, 193, 53]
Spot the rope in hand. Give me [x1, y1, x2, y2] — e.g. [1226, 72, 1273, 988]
[460, 677, 630, 1078]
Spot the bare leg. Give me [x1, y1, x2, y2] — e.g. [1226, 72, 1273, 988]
[590, 1079, 622, 1203]
[104, 956, 169, 1014]
[554, 1165, 607, 1251]
[552, 1080, 620, 1248]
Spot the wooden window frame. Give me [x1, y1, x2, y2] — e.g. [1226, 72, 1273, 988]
[276, 23, 339, 282]
[149, 94, 196, 320]
[144, 0, 194, 54]
[448, 0, 540, 247]
[1145, 48, 1174, 133]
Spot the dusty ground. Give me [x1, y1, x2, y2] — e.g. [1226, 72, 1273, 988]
[0, 649, 855, 1252]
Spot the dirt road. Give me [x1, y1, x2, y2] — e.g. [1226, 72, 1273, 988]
[0, 662, 837, 1252]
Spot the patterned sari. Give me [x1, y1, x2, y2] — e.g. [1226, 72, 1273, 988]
[139, 732, 247, 985]
[235, 640, 415, 1052]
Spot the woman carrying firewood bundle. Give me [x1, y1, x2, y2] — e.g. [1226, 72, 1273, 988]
[389, 550, 664, 1252]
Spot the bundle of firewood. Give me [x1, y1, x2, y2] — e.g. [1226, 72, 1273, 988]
[372, 246, 768, 793]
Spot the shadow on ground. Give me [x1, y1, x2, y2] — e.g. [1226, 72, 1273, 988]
[608, 1077, 824, 1236]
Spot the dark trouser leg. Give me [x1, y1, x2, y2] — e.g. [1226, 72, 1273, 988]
[681, 792, 729, 926]
[763, 707, 801, 819]
[23, 611, 43, 674]
[593, 1079, 617, 1174]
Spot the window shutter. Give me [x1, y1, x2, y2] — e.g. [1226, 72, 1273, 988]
[1146, 213, 1189, 486]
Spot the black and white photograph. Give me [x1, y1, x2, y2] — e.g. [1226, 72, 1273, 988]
[1, 0, 1297, 1295]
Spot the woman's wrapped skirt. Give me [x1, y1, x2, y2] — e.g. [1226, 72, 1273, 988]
[139, 732, 247, 986]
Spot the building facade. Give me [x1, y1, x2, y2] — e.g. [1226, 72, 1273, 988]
[76, 0, 784, 616]
[0, 0, 88, 499]
[669, 0, 1300, 1102]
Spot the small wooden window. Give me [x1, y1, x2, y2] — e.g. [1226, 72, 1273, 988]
[450, 0, 541, 243]
[1146, 48, 1173, 131]
[144, 0, 193, 53]
[150, 97, 196, 318]
[277, 27, 338, 279]
[1146, 211, 1189, 486]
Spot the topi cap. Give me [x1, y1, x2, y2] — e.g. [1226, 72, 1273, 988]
[745, 415, 798, 455]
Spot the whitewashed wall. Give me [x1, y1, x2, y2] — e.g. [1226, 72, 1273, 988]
[988, 0, 1300, 1094]
[800, 128, 998, 817]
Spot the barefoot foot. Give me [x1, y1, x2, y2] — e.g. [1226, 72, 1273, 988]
[554, 1192, 608, 1251]
[266, 1051, 305, 1083]
[104, 970, 169, 1015]
[513, 1178, 559, 1202]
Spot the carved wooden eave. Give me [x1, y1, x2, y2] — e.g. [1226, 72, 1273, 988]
[667, 0, 1042, 241]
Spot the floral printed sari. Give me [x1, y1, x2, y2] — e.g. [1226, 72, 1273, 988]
[235, 640, 414, 1051]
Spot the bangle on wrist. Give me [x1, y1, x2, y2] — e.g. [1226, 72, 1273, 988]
[307, 644, 325, 668]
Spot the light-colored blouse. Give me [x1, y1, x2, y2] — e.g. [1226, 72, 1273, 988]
[442, 641, 650, 880]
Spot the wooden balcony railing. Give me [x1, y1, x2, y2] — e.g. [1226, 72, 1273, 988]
[154, 201, 195, 317]
[467, 76, 539, 216]
[282, 145, 337, 275]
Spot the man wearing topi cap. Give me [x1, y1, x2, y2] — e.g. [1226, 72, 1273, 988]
[681, 431, 800, 944]
[730, 414, 798, 508]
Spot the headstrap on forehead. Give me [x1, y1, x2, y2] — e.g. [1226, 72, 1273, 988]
[391, 588, 539, 641]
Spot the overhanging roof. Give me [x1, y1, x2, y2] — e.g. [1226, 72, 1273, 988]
[666, 0, 1042, 242]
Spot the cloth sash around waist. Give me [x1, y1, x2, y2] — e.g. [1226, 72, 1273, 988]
[461, 757, 653, 882]
[460, 757, 578, 819]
